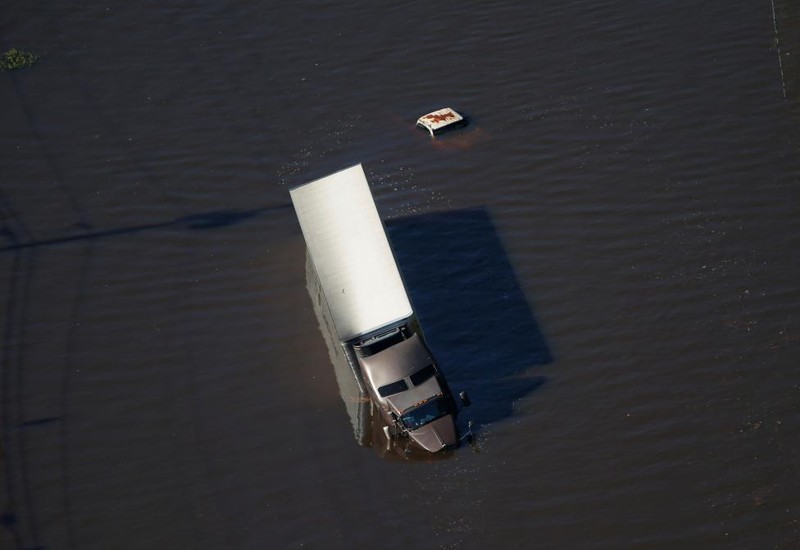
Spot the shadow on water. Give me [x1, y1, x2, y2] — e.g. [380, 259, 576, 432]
[0, 205, 292, 253]
[387, 207, 553, 430]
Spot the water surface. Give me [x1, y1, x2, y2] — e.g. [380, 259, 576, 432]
[2, 1, 799, 548]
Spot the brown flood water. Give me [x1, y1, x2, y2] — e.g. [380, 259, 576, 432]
[2, 1, 799, 548]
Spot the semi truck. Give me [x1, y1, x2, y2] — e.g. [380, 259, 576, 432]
[290, 164, 469, 453]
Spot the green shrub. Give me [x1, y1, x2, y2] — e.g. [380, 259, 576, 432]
[1, 48, 39, 70]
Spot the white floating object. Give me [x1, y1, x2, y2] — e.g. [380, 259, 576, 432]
[416, 107, 466, 136]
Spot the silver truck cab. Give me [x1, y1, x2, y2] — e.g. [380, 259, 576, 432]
[355, 328, 465, 452]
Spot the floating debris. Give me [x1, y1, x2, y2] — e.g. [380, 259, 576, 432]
[1, 48, 39, 70]
[416, 107, 467, 136]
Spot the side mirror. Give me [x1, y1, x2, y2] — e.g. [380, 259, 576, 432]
[459, 391, 471, 407]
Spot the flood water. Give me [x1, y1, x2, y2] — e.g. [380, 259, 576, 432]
[2, 1, 799, 548]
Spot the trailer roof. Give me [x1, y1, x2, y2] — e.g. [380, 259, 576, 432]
[290, 164, 413, 341]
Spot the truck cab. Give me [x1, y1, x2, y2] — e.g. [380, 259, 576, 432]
[356, 329, 461, 452]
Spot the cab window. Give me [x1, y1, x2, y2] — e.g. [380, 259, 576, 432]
[410, 364, 436, 386]
[378, 379, 408, 397]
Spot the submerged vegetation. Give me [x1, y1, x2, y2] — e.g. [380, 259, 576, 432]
[1, 48, 39, 70]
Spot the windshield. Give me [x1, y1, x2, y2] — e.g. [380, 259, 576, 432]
[378, 379, 408, 398]
[400, 396, 451, 430]
[410, 364, 436, 386]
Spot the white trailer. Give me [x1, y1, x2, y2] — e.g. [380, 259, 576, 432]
[291, 164, 468, 453]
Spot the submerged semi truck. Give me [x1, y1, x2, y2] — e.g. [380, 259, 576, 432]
[290, 164, 469, 453]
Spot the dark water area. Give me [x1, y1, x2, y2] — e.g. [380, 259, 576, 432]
[387, 208, 552, 428]
[2, 1, 799, 548]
